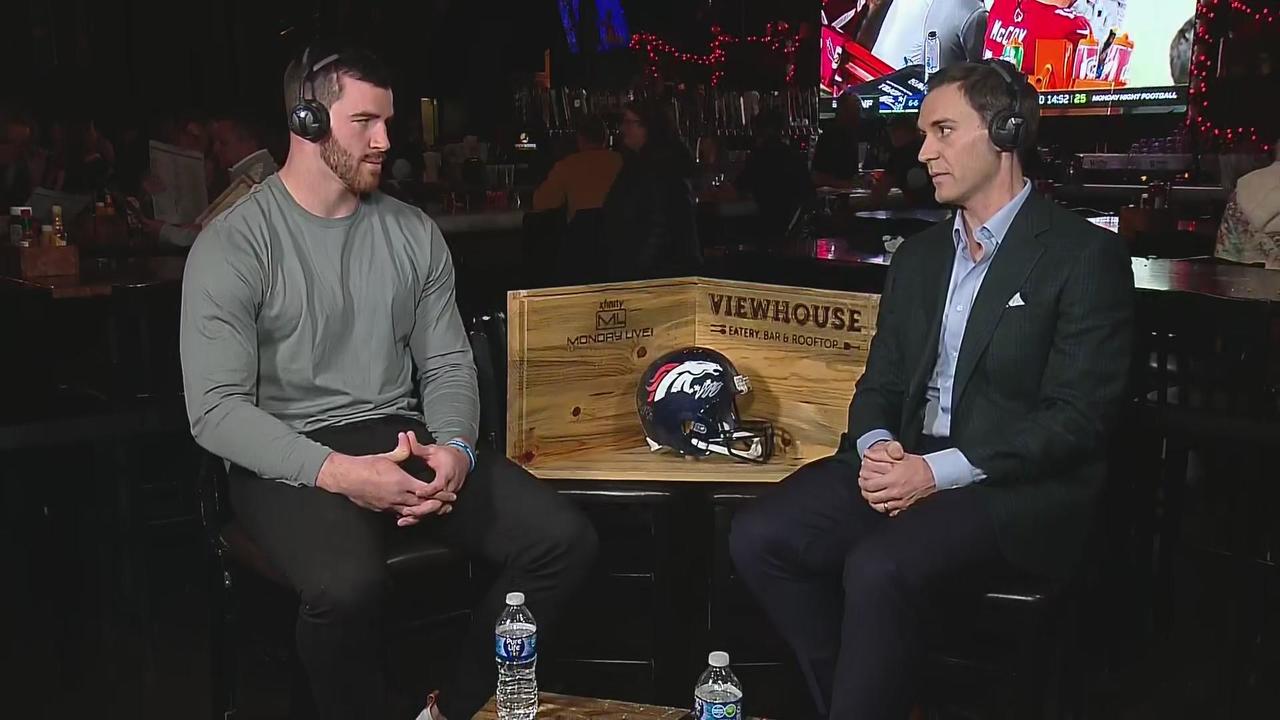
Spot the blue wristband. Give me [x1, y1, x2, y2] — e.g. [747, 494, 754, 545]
[445, 439, 477, 473]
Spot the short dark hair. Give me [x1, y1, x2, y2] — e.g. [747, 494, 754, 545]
[282, 47, 393, 116]
[577, 114, 609, 146]
[927, 60, 1040, 152]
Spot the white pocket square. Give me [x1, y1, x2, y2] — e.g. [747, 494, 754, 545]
[1006, 292, 1026, 308]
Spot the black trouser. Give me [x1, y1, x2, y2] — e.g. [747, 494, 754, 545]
[728, 439, 1017, 720]
[228, 415, 598, 720]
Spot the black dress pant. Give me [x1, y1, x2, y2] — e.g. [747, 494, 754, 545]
[228, 415, 598, 720]
[729, 444, 1017, 720]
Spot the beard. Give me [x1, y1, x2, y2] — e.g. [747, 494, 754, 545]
[320, 136, 383, 194]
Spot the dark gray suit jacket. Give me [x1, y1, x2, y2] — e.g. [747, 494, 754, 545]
[841, 192, 1134, 579]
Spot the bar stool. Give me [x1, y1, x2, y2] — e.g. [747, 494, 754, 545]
[196, 455, 473, 719]
[1129, 290, 1279, 715]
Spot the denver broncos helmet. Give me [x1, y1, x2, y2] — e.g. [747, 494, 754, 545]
[636, 346, 774, 463]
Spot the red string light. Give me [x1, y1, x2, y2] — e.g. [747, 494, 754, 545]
[1228, 0, 1276, 23]
[1185, 0, 1275, 152]
[630, 22, 799, 87]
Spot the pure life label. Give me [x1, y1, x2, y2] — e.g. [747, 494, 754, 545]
[495, 633, 537, 663]
[695, 698, 741, 720]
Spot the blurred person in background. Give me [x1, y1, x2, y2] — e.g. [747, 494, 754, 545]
[735, 108, 814, 242]
[1215, 140, 1280, 268]
[146, 114, 278, 247]
[0, 110, 49, 208]
[871, 114, 937, 207]
[532, 114, 622, 221]
[599, 100, 701, 281]
[812, 93, 866, 189]
[52, 118, 114, 195]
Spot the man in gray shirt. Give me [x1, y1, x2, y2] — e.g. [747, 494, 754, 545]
[180, 46, 597, 720]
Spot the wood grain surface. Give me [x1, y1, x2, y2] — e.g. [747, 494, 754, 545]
[473, 692, 688, 719]
[508, 277, 879, 482]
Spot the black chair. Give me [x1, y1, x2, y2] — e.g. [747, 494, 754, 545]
[467, 320, 504, 454]
[197, 455, 473, 719]
[922, 574, 1079, 720]
[521, 208, 567, 288]
[464, 314, 690, 704]
[707, 487, 816, 719]
[478, 311, 508, 452]
[1125, 290, 1280, 716]
[542, 481, 688, 706]
[557, 208, 605, 286]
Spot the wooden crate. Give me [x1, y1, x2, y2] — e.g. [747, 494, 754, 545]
[1, 244, 79, 278]
[507, 277, 880, 482]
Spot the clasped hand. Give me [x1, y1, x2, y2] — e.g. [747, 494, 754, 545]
[857, 440, 937, 516]
[316, 431, 471, 527]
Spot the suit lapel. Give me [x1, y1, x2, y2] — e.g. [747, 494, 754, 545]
[951, 194, 1050, 407]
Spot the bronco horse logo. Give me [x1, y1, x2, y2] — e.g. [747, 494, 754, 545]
[646, 360, 725, 403]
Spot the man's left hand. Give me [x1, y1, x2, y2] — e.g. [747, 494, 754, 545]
[859, 453, 936, 515]
[396, 431, 471, 527]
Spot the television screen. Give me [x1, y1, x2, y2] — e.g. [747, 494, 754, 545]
[820, 0, 1197, 115]
[596, 0, 631, 52]
[559, 0, 582, 54]
[559, 0, 631, 54]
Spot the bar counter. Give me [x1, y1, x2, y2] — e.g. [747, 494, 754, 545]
[430, 198, 764, 235]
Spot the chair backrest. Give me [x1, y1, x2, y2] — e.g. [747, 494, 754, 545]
[1133, 290, 1275, 418]
[481, 311, 508, 434]
[522, 207, 568, 287]
[557, 208, 605, 285]
[195, 452, 233, 547]
[109, 279, 184, 399]
[468, 321, 503, 452]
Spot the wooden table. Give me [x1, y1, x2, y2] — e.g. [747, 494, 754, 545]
[771, 236, 1280, 305]
[475, 693, 768, 720]
[473, 693, 690, 720]
[1130, 257, 1280, 302]
[431, 199, 763, 236]
[0, 255, 185, 299]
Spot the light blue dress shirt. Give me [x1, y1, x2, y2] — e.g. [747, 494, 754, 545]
[857, 180, 1033, 490]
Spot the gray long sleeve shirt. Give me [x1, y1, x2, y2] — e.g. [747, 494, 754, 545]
[179, 173, 478, 486]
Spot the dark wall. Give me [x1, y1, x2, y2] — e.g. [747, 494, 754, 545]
[7, 0, 563, 141]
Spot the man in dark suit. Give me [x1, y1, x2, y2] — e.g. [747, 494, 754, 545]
[729, 60, 1133, 719]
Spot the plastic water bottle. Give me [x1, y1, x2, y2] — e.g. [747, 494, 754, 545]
[924, 30, 941, 81]
[495, 592, 538, 720]
[693, 651, 743, 720]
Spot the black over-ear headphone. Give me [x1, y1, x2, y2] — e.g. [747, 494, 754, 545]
[984, 59, 1029, 153]
[288, 47, 340, 142]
